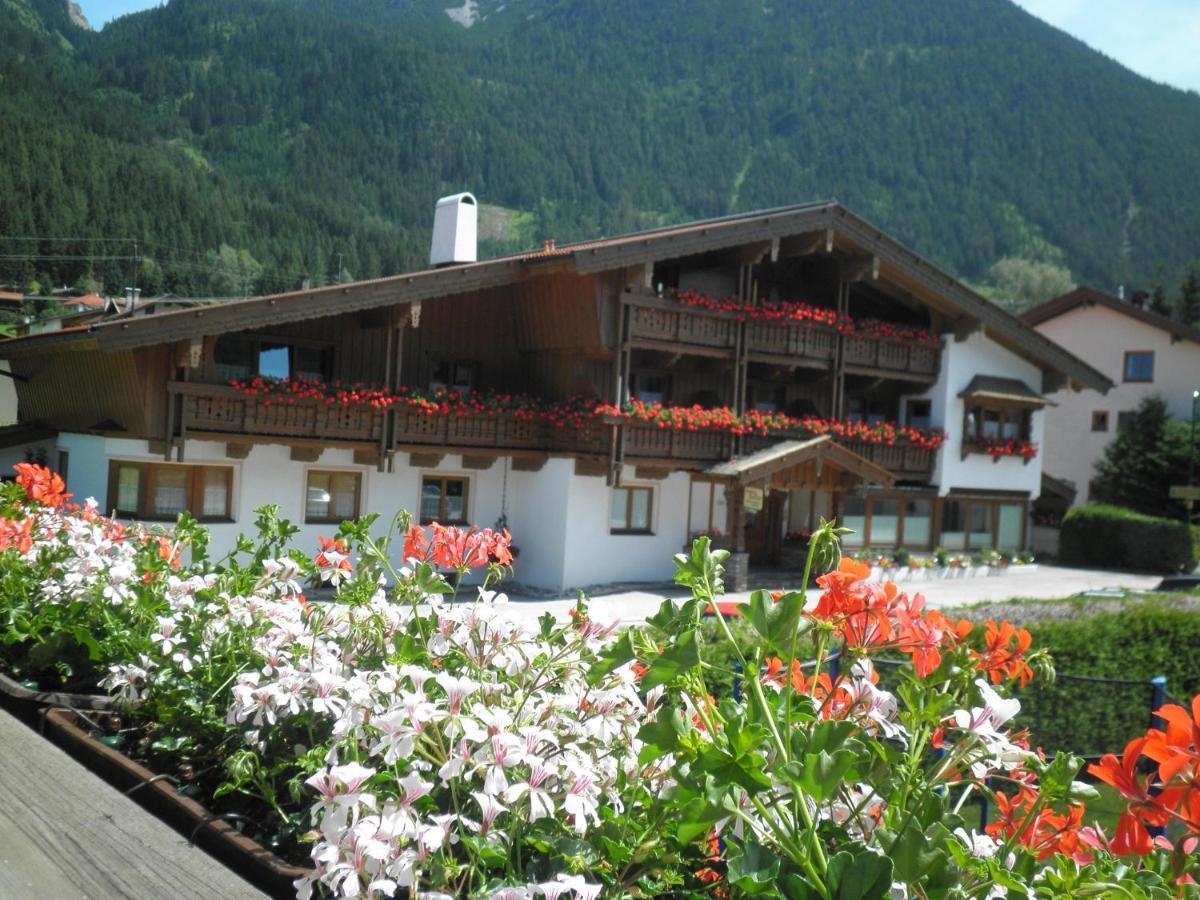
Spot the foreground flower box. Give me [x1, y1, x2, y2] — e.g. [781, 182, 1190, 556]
[41, 708, 312, 899]
[0, 670, 121, 722]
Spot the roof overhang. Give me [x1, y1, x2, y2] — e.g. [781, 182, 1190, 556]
[0, 201, 1114, 393]
[957, 375, 1050, 409]
[701, 435, 896, 488]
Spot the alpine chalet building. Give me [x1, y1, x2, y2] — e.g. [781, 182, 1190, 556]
[0, 200, 1110, 590]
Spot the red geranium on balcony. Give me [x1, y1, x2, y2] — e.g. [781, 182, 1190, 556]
[963, 435, 1039, 462]
[669, 289, 941, 346]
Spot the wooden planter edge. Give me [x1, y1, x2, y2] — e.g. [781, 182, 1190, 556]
[40, 708, 313, 900]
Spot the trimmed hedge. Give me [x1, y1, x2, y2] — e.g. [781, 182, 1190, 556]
[1059, 504, 1195, 572]
[1020, 601, 1200, 757]
[700, 598, 1200, 758]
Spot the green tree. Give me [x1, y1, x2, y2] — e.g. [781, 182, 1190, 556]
[1148, 282, 1173, 317]
[1178, 260, 1200, 326]
[986, 257, 1075, 312]
[204, 244, 263, 297]
[1091, 396, 1197, 518]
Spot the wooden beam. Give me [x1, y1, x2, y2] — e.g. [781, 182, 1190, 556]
[462, 455, 496, 470]
[844, 255, 880, 283]
[408, 452, 444, 468]
[147, 439, 168, 457]
[777, 228, 835, 259]
[511, 455, 548, 472]
[225, 442, 252, 460]
[290, 446, 322, 463]
[953, 318, 982, 343]
[634, 466, 671, 481]
[575, 459, 609, 478]
[353, 448, 381, 467]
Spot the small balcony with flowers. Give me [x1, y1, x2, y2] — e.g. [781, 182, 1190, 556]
[957, 376, 1048, 466]
[624, 285, 942, 381]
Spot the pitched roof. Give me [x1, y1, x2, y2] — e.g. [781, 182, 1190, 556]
[1022, 287, 1200, 345]
[0, 201, 1111, 390]
[957, 375, 1049, 408]
[703, 435, 896, 487]
[0, 291, 23, 306]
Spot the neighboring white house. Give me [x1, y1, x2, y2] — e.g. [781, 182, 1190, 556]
[1024, 287, 1200, 503]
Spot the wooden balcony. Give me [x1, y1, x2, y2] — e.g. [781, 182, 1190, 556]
[622, 425, 733, 462]
[626, 295, 738, 355]
[843, 335, 940, 379]
[391, 411, 548, 452]
[744, 319, 837, 366]
[170, 382, 383, 445]
[841, 440, 937, 478]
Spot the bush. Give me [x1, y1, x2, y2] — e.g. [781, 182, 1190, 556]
[1019, 600, 1200, 756]
[1059, 504, 1195, 572]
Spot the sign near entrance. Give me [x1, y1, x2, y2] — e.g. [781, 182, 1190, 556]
[1169, 485, 1200, 501]
[743, 486, 765, 513]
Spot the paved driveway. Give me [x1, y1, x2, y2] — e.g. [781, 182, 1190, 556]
[497, 565, 1166, 627]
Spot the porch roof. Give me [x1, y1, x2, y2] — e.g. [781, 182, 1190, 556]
[701, 435, 896, 488]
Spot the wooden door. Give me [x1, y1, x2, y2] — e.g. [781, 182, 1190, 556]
[745, 490, 785, 565]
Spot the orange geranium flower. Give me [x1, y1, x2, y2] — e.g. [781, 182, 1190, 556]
[0, 517, 33, 554]
[972, 620, 1034, 686]
[14, 463, 71, 508]
[986, 789, 1088, 860]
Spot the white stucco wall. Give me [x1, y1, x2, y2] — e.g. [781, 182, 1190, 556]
[902, 331, 1044, 498]
[0, 362, 18, 427]
[1033, 304, 1200, 502]
[47, 435, 694, 592]
[560, 470, 691, 590]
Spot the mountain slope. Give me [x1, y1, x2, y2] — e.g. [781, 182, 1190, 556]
[2, 0, 1199, 299]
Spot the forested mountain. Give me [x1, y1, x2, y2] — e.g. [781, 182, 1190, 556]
[3, 0, 1200, 303]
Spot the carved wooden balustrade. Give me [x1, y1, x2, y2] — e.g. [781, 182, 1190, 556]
[625, 293, 940, 378]
[170, 383, 383, 444]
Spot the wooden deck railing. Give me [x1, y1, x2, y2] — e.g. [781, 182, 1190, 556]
[626, 296, 739, 352]
[170, 382, 383, 444]
[624, 293, 940, 378]
[843, 335, 940, 377]
[169, 382, 936, 477]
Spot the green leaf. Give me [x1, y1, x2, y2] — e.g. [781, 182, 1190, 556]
[587, 629, 636, 686]
[826, 850, 894, 900]
[641, 629, 701, 689]
[725, 839, 782, 895]
[736, 589, 811, 656]
[636, 706, 689, 762]
[672, 536, 728, 600]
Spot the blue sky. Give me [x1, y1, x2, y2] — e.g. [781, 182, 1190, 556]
[77, 1, 1200, 94]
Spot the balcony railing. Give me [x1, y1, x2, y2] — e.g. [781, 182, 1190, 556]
[171, 382, 384, 444]
[744, 319, 838, 362]
[170, 382, 937, 478]
[843, 335, 940, 377]
[625, 293, 940, 378]
[627, 297, 738, 352]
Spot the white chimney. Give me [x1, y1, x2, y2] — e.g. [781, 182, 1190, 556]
[430, 192, 477, 267]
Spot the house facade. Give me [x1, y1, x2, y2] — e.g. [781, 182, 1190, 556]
[1024, 287, 1200, 504]
[0, 201, 1109, 590]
